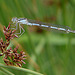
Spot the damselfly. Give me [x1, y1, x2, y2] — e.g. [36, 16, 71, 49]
[11, 17, 75, 37]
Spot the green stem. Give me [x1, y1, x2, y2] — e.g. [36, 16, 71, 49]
[0, 67, 14, 75]
[0, 63, 43, 75]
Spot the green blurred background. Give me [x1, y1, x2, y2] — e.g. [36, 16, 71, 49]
[0, 0, 75, 75]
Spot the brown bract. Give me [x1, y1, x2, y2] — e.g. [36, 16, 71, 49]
[0, 24, 26, 67]
[3, 24, 18, 41]
[3, 46, 26, 67]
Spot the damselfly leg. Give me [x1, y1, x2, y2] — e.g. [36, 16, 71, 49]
[18, 23, 25, 37]
[10, 17, 25, 37]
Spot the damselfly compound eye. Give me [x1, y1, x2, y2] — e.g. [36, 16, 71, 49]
[12, 17, 18, 23]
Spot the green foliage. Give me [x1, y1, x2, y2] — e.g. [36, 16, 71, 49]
[0, 0, 75, 75]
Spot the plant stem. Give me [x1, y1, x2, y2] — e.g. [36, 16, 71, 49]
[0, 63, 43, 75]
[0, 67, 14, 75]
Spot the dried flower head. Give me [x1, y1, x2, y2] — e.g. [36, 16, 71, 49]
[3, 24, 18, 41]
[0, 24, 26, 67]
[3, 46, 26, 67]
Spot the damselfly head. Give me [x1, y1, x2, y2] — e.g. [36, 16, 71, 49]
[12, 17, 18, 23]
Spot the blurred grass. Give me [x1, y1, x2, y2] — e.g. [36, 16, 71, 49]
[0, 0, 75, 75]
